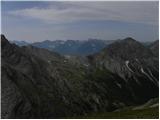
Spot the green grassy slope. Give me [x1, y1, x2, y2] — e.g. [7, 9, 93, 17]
[73, 107, 159, 119]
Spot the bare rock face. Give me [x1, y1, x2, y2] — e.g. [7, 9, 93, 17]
[1, 35, 159, 118]
[88, 37, 159, 103]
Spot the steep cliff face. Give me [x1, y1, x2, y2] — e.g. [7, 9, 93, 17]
[1, 35, 159, 118]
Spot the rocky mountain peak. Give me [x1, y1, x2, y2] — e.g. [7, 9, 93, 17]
[1, 34, 10, 47]
[1, 34, 9, 43]
[123, 37, 135, 41]
[1, 34, 6, 39]
[118, 37, 140, 46]
[95, 37, 154, 60]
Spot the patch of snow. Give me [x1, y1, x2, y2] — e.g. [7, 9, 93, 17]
[147, 69, 159, 86]
[141, 67, 158, 86]
[148, 69, 158, 81]
[125, 60, 134, 72]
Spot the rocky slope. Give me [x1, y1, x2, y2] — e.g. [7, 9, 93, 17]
[2, 35, 89, 118]
[149, 40, 159, 57]
[88, 37, 159, 103]
[1, 35, 159, 118]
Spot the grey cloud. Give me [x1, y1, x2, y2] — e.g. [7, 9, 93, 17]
[9, 1, 158, 25]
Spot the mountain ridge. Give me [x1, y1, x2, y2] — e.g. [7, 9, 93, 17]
[2, 35, 159, 118]
[12, 38, 158, 56]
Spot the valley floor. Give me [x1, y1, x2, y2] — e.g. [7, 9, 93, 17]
[71, 107, 159, 119]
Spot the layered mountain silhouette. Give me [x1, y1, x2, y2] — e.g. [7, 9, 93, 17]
[19, 39, 114, 55]
[1, 35, 159, 118]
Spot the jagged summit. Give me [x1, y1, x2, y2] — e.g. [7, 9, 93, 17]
[117, 37, 140, 45]
[95, 37, 154, 60]
[123, 37, 135, 41]
[1, 35, 10, 47]
[1, 34, 6, 39]
[1, 34, 7, 41]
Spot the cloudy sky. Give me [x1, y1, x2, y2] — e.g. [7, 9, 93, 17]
[1, 1, 159, 42]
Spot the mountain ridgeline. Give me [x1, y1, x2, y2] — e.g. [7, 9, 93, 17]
[1, 35, 159, 118]
[13, 39, 114, 56]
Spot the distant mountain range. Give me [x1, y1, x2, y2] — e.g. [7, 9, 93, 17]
[11, 39, 157, 56]
[2, 35, 159, 118]
[11, 39, 115, 56]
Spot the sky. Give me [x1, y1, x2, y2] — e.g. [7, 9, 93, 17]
[1, 1, 159, 43]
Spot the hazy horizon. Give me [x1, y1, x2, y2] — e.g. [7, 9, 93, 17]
[8, 37, 158, 44]
[2, 1, 159, 42]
